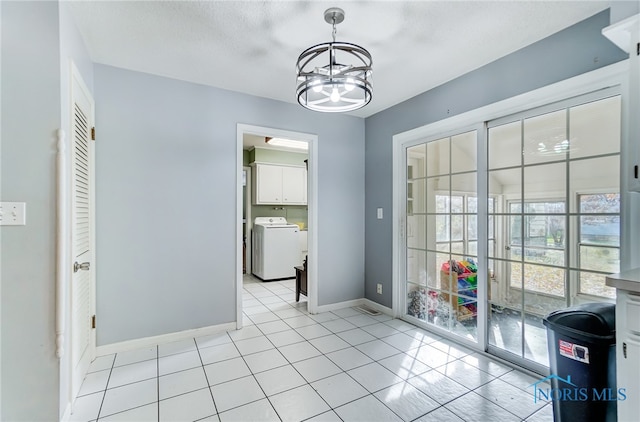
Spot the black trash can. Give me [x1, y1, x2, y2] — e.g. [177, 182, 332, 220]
[543, 302, 617, 422]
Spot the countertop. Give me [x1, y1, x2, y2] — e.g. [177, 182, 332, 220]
[605, 268, 640, 293]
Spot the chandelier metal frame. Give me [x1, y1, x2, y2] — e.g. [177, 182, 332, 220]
[296, 7, 373, 113]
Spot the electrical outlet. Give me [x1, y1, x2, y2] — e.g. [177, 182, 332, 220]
[376, 283, 382, 294]
[0, 202, 26, 226]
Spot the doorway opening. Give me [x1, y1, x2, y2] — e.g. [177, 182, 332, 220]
[236, 124, 318, 328]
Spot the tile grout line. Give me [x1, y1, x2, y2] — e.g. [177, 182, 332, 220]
[193, 336, 220, 420]
[468, 379, 546, 420]
[248, 287, 343, 409]
[95, 353, 116, 420]
[226, 326, 285, 422]
[253, 299, 405, 421]
[247, 287, 344, 422]
[319, 343, 411, 421]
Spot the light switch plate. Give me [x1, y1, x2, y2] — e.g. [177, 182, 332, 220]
[377, 208, 383, 219]
[0, 202, 26, 225]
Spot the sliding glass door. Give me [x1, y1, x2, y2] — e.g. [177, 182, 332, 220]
[487, 93, 621, 371]
[401, 90, 621, 373]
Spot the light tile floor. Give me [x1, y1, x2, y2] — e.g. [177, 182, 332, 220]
[70, 275, 553, 422]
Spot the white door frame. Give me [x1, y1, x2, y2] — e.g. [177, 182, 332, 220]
[236, 124, 318, 328]
[244, 165, 252, 275]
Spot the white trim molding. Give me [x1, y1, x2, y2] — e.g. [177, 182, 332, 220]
[360, 299, 394, 317]
[314, 298, 365, 314]
[95, 322, 237, 357]
[313, 298, 394, 317]
[56, 128, 68, 359]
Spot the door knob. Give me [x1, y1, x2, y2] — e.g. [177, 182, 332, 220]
[74, 261, 90, 273]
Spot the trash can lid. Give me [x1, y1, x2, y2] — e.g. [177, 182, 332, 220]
[543, 302, 615, 343]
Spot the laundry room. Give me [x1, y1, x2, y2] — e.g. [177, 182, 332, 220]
[242, 134, 309, 281]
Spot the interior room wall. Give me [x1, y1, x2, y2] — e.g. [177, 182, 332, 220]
[1, 2, 62, 420]
[94, 64, 365, 345]
[363, 9, 631, 309]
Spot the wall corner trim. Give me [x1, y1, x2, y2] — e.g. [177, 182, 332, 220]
[56, 128, 68, 360]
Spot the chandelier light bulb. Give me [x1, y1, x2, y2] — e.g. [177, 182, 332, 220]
[344, 78, 355, 91]
[313, 82, 323, 93]
[330, 87, 340, 102]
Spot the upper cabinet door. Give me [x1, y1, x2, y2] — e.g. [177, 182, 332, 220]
[282, 166, 307, 204]
[256, 164, 283, 203]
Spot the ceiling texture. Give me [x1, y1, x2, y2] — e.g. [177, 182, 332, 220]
[67, 0, 616, 118]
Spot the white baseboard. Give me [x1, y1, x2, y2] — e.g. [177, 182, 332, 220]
[313, 298, 364, 314]
[60, 401, 71, 422]
[312, 298, 396, 317]
[95, 321, 237, 356]
[360, 298, 394, 316]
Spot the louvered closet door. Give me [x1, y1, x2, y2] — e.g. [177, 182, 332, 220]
[71, 70, 95, 399]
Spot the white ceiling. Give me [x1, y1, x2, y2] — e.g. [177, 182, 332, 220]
[66, 0, 616, 118]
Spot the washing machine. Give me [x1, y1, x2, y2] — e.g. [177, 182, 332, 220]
[252, 217, 300, 280]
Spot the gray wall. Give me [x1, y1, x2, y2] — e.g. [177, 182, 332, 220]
[94, 65, 365, 345]
[364, 9, 630, 308]
[1, 2, 61, 420]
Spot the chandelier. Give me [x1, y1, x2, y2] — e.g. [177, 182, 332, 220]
[296, 7, 373, 113]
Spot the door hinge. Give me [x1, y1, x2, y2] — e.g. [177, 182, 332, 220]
[91, 127, 96, 141]
[636, 42, 639, 56]
[91, 315, 96, 329]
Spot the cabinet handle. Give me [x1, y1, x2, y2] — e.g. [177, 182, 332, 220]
[623, 342, 627, 358]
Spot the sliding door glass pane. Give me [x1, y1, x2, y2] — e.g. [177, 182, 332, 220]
[523, 110, 566, 165]
[406, 130, 478, 342]
[570, 96, 621, 159]
[488, 121, 521, 169]
[427, 138, 449, 176]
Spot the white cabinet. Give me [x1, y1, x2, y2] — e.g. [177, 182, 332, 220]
[615, 289, 640, 421]
[256, 164, 282, 203]
[282, 166, 307, 204]
[606, 269, 640, 421]
[253, 163, 307, 205]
